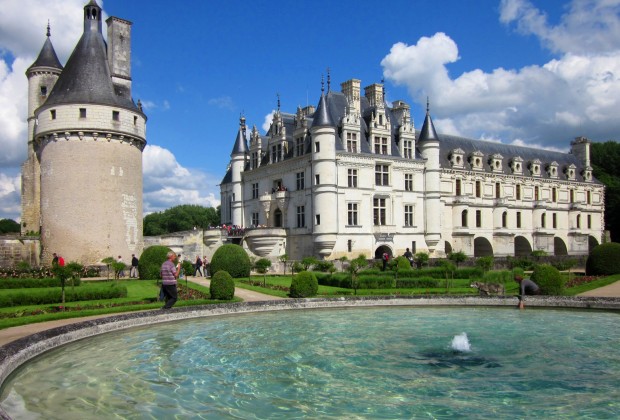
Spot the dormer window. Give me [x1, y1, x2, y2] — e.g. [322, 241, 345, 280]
[582, 166, 593, 182]
[510, 157, 524, 174]
[469, 150, 484, 170]
[40, 86, 47, 96]
[489, 153, 503, 173]
[529, 159, 541, 176]
[547, 161, 559, 178]
[449, 148, 465, 168]
[565, 163, 577, 180]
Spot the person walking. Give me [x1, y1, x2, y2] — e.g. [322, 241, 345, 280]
[130, 254, 139, 278]
[160, 251, 181, 309]
[117, 255, 126, 278]
[194, 256, 203, 277]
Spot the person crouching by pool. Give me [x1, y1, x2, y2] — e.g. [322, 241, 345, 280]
[515, 275, 541, 309]
[160, 251, 181, 309]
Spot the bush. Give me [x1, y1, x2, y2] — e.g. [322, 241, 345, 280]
[210, 270, 235, 300]
[290, 271, 318, 298]
[314, 260, 335, 272]
[210, 244, 251, 278]
[586, 242, 620, 276]
[138, 246, 171, 280]
[395, 277, 439, 288]
[395, 256, 412, 270]
[531, 264, 565, 295]
[0, 283, 127, 307]
[356, 276, 396, 289]
[0, 277, 82, 289]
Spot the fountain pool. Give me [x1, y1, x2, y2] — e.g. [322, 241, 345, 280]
[1, 306, 619, 418]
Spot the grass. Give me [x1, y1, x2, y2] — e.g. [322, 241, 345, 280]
[0, 272, 617, 331]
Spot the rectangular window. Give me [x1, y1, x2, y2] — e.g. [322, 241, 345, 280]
[251, 183, 259, 199]
[271, 144, 282, 163]
[314, 141, 320, 153]
[403, 140, 413, 159]
[475, 181, 481, 198]
[133, 116, 138, 125]
[112, 110, 120, 121]
[79, 108, 86, 118]
[535, 186, 540, 201]
[296, 172, 305, 190]
[516, 211, 522, 228]
[405, 173, 413, 192]
[570, 189, 574, 203]
[315, 174, 320, 185]
[346, 132, 358, 153]
[347, 203, 358, 226]
[576, 214, 581, 229]
[348, 240, 353, 252]
[541, 213, 546, 228]
[374, 136, 388, 154]
[455, 179, 461, 196]
[587, 214, 592, 229]
[404, 205, 414, 227]
[552, 187, 557, 202]
[476, 210, 482, 228]
[296, 206, 305, 228]
[40, 86, 47, 96]
[516, 184, 521, 200]
[296, 137, 304, 156]
[553, 213, 557, 229]
[587, 191, 591, 204]
[348, 169, 358, 188]
[375, 164, 389, 186]
[315, 214, 321, 225]
[373, 198, 386, 225]
[495, 182, 501, 199]
[251, 152, 259, 169]
[251, 212, 259, 226]
[50, 109, 56, 120]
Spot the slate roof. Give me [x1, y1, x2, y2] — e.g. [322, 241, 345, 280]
[28, 35, 63, 72]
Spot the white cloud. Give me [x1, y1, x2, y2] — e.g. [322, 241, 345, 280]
[208, 96, 235, 111]
[262, 111, 275, 133]
[142, 145, 221, 214]
[381, 0, 620, 149]
[0, 172, 21, 221]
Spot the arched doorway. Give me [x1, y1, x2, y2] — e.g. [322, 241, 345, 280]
[374, 245, 392, 260]
[274, 209, 282, 227]
[554, 237, 568, 256]
[514, 236, 532, 257]
[588, 235, 599, 252]
[474, 237, 493, 257]
[445, 241, 453, 255]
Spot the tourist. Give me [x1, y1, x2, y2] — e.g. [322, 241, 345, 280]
[194, 255, 203, 277]
[52, 253, 59, 267]
[57, 255, 65, 267]
[382, 252, 389, 271]
[403, 248, 414, 267]
[117, 255, 126, 278]
[130, 254, 139, 278]
[515, 275, 540, 309]
[203, 256, 209, 277]
[160, 251, 181, 309]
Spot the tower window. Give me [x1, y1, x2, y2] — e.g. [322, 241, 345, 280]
[50, 109, 56, 120]
[113, 111, 120, 121]
[314, 141, 320, 153]
[40, 86, 47, 96]
[134, 116, 138, 125]
[79, 108, 87, 118]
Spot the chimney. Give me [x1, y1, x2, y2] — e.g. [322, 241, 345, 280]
[364, 83, 383, 108]
[106, 17, 132, 97]
[341, 79, 361, 115]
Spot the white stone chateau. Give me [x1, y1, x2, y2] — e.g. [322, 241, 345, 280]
[220, 77, 605, 260]
[21, 0, 146, 265]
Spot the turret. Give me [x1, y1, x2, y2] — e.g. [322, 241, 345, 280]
[417, 99, 442, 255]
[229, 116, 248, 226]
[310, 78, 337, 258]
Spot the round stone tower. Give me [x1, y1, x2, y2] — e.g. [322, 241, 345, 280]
[30, 0, 147, 264]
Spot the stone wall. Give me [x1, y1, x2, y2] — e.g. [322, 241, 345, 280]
[0, 236, 41, 268]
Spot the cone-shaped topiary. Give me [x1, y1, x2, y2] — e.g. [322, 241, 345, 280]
[290, 271, 318, 298]
[210, 270, 235, 300]
[586, 242, 620, 276]
[138, 246, 172, 280]
[395, 256, 412, 270]
[530, 264, 565, 295]
[210, 244, 251, 278]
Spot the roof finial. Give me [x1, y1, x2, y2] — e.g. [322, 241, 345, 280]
[321, 74, 325, 94]
[426, 96, 430, 114]
[327, 67, 331, 92]
[381, 77, 386, 102]
[277, 93, 280, 111]
[46, 20, 51, 37]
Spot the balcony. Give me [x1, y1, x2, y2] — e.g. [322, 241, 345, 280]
[533, 200, 548, 209]
[453, 195, 470, 205]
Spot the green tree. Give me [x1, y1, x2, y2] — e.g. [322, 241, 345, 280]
[413, 252, 429, 269]
[347, 255, 368, 295]
[301, 256, 318, 271]
[143, 204, 221, 235]
[101, 256, 115, 280]
[278, 253, 289, 275]
[448, 251, 467, 267]
[591, 141, 620, 241]
[476, 256, 494, 272]
[0, 219, 20, 234]
[254, 258, 272, 287]
[338, 256, 349, 272]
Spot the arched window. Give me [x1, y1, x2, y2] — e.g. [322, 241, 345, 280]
[502, 211, 507, 228]
[541, 213, 546, 228]
[461, 210, 468, 227]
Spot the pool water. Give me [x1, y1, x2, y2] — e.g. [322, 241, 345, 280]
[1, 307, 619, 419]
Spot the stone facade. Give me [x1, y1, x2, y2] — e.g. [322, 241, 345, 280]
[20, 1, 146, 265]
[220, 77, 605, 261]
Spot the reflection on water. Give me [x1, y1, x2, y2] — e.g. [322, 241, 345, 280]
[1, 308, 619, 419]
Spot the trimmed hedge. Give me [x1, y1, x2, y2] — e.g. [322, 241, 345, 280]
[395, 277, 439, 288]
[290, 271, 318, 298]
[0, 277, 82, 289]
[0, 283, 127, 307]
[586, 242, 620, 276]
[210, 244, 251, 278]
[138, 246, 171, 280]
[530, 264, 565, 295]
[210, 270, 235, 300]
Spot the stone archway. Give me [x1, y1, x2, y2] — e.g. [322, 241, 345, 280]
[554, 237, 568, 256]
[514, 236, 532, 257]
[445, 241, 453, 255]
[374, 245, 393, 260]
[588, 235, 599, 252]
[474, 237, 493, 257]
[273, 209, 282, 228]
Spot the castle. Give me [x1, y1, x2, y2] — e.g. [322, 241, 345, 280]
[20, 0, 146, 265]
[220, 77, 605, 261]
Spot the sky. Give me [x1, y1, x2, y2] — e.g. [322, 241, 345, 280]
[0, 0, 619, 222]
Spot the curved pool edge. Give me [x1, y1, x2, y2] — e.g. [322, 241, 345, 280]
[1, 295, 619, 418]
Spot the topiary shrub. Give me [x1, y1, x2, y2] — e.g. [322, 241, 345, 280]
[289, 271, 318, 298]
[138, 246, 172, 280]
[394, 256, 412, 271]
[586, 242, 620, 276]
[530, 264, 565, 295]
[210, 270, 235, 300]
[210, 244, 251, 278]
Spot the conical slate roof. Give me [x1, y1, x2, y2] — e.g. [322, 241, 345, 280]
[418, 103, 439, 142]
[28, 35, 63, 72]
[312, 91, 334, 128]
[231, 121, 249, 156]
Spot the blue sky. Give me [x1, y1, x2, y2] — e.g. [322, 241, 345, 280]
[1, 0, 619, 221]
